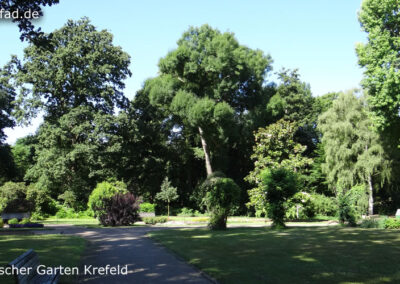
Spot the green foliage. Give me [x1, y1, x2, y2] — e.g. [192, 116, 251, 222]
[337, 194, 357, 226]
[8, 218, 19, 225]
[142, 216, 168, 225]
[0, 218, 3, 228]
[11, 17, 131, 123]
[0, 182, 34, 213]
[249, 168, 298, 228]
[0, 64, 16, 144]
[11, 136, 37, 181]
[360, 218, 386, 229]
[356, 0, 400, 132]
[54, 206, 91, 219]
[139, 202, 156, 213]
[269, 69, 314, 124]
[156, 178, 179, 217]
[26, 185, 57, 215]
[318, 91, 390, 215]
[148, 24, 272, 175]
[88, 181, 128, 217]
[202, 175, 240, 230]
[177, 208, 204, 217]
[246, 119, 312, 197]
[19, 218, 30, 225]
[58, 191, 77, 209]
[310, 194, 338, 217]
[384, 218, 400, 229]
[286, 192, 315, 220]
[25, 106, 127, 208]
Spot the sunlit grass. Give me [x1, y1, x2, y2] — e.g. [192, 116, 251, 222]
[0, 235, 86, 284]
[149, 227, 400, 283]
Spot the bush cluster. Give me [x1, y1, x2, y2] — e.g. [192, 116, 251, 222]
[8, 218, 19, 225]
[87, 181, 128, 217]
[139, 202, 156, 213]
[384, 218, 400, 229]
[177, 207, 203, 217]
[142, 216, 168, 225]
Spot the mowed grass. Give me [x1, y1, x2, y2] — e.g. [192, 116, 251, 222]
[149, 227, 400, 284]
[41, 217, 99, 226]
[0, 235, 86, 284]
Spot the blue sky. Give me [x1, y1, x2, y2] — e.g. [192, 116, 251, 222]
[1, 0, 365, 144]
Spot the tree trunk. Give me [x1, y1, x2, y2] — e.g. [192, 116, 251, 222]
[368, 174, 374, 216]
[167, 202, 170, 218]
[198, 127, 213, 176]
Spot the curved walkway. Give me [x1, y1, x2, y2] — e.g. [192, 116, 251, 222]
[43, 225, 212, 284]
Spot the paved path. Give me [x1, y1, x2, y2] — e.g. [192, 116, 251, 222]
[42, 225, 212, 284]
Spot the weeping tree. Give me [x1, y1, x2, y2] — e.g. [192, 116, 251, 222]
[147, 25, 272, 176]
[318, 91, 390, 215]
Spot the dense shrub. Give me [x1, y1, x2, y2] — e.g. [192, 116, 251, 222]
[8, 218, 19, 225]
[27, 186, 58, 215]
[142, 216, 168, 225]
[310, 194, 338, 216]
[0, 219, 3, 228]
[260, 168, 298, 228]
[19, 218, 30, 224]
[88, 181, 128, 217]
[30, 212, 46, 221]
[139, 202, 156, 213]
[202, 174, 240, 230]
[177, 207, 204, 217]
[384, 218, 400, 229]
[338, 193, 357, 226]
[0, 182, 34, 213]
[360, 218, 386, 229]
[286, 192, 315, 220]
[54, 206, 91, 219]
[95, 193, 140, 226]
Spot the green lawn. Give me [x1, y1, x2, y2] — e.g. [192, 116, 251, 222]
[149, 227, 400, 284]
[41, 217, 99, 226]
[0, 235, 86, 284]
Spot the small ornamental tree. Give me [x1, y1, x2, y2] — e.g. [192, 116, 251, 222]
[249, 168, 298, 228]
[156, 178, 179, 217]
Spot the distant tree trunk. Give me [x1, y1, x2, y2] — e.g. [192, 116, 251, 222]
[368, 174, 374, 216]
[198, 127, 213, 176]
[167, 201, 170, 218]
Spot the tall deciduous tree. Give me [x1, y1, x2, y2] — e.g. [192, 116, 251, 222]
[318, 91, 390, 215]
[356, 0, 400, 135]
[148, 25, 272, 176]
[11, 17, 131, 123]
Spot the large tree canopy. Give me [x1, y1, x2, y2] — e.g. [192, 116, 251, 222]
[148, 25, 272, 176]
[318, 91, 390, 215]
[11, 17, 131, 123]
[356, 0, 400, 134]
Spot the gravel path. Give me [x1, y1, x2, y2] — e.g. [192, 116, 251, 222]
[41, 225, 212, 284]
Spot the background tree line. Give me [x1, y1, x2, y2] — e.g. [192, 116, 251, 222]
[1, 0, 400, 224]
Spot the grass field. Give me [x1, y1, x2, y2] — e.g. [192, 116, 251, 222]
[149, 227, 400, 284]
[0, 235, 86, 284]
[41, 217, 99, 226]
